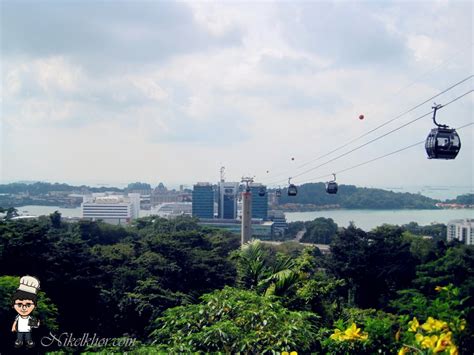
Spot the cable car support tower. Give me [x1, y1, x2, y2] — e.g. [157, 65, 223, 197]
[241, 176, 254, 247]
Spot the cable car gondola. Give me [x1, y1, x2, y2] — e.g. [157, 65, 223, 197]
[258, 186, 266, 197]
[275, 187, 282, 198]
[288, 178, 298, 196]
[425, 104, 461, 160]
[326, 173, 338, 194]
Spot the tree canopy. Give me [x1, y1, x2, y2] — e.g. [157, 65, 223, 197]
[0, 214, 472, 353]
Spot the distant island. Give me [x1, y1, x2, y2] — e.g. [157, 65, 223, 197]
[0, 182, 124, 208]
[274, 183, 473, 211]
[0, 181, 472, 211]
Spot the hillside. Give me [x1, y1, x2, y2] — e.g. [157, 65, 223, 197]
[276, 183, 439, 210]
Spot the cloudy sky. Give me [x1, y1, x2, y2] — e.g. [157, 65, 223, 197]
[1, 0, 473, 190]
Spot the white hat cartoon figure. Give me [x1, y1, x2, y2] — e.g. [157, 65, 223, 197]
[11, 276, 41, 348]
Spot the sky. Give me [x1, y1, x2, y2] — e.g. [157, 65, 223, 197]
[1, 0, 473, 190]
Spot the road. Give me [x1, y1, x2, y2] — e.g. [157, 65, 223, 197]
[295, 228, 306, 242]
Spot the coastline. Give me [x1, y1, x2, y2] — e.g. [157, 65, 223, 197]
[275, 204, 474, 213]
[285, 208, 474, 231]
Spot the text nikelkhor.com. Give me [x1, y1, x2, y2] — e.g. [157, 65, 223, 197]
[41, 332, 137, 348]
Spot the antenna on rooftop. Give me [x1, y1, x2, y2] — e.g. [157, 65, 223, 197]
[220, 166, 226, 183]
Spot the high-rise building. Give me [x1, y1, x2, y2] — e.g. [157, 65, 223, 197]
[447, 219, 474, 245]
[82, 193, 140, 225]
[192, 183, 214, 219]
[218, 182, 240, 219]
[268, 210, 288, 238]
[250, 184, 268, 220]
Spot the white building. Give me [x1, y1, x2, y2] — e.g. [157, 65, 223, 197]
[154, 202, 192, 218]
[82, 193, 140, 225]
[447, 219, 474, 245]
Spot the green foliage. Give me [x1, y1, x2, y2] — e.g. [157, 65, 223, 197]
[263, 240, 306, 257]
[328, 224, 417, 308]
[391, 285, 469, 328]
[0, 207, 19, 220]
[301, 217, 338, 244]
[0, 215, 239, 348]
[394, 285, 470, 354]
[151, 287, 317, 353]
[235, 241, 271, 289]
[445, 193, 474, 205]
[235, 241, 305, 299]
[286, 221, 306, 239]
[402, 231, 440, 264]
[402, 222, 447, 240]
[50, 211, 62, 228]
[414, 245, 474, 298]
[294, 272, 346, 326]
[1, 208, 472, 353]
[343, 308, 399, 353]
[0, 181, 123, 195]
[278, 183, 438, 209]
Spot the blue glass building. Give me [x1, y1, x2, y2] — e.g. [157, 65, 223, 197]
[192, 183, 214, 219]
[218, 182, 239, 219]
[250, 184, 268, 220]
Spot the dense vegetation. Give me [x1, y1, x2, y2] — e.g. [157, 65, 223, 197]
[300, 217, 339, 244]
[285, 219, 447, 244]
[0, 214, 472, 353]
[445, 193, 474, 205]
[0, 182, 124, 207]
[277, 183, 440, 209]
[0, 182, 124, 195]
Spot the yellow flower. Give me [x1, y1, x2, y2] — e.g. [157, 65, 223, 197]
[282, 352, 289, 355]
[343, 323, 368, 340]
[408, 317, 419, 332]
[330, 329, 343, 341]
[290, 352, 298, 355]
[421, 317, 448, 333]
[448, 345, 459, 355]
[398, 347, 410, 355]
[423, 335, 439, 349]
[330, 323, 368, 342]
[416, 333, 438, 349]
[433, 332, 453, 353]
[434, 285, 447, 292]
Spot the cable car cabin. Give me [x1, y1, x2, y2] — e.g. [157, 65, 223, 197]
[275, 188, 282, 197]
[326, 181, 338, 194]
[425, 127, 461, 160]
[288, 184, 298, 196]
[258, 187, 266, 197]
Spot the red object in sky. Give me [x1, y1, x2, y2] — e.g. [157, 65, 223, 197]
[359, 114, 365, 120]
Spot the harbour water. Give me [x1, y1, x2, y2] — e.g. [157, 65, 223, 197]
[286, 209, 473, 231]
[16, 205, 473, 232]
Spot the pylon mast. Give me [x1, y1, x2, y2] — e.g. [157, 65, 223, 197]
[241, 177, 254, 246]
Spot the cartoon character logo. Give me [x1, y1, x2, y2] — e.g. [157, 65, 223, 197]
[11, 276, 41, 348]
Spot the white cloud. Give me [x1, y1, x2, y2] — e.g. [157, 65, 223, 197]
[407, 35, 447, 66]
[129, 76, 168, 102]
[1, 1, 472, 189]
